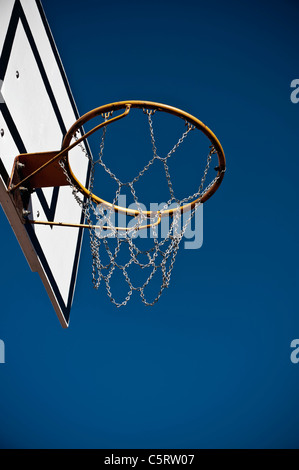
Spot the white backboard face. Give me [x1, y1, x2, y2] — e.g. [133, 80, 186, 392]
[0, 0, 90, 327]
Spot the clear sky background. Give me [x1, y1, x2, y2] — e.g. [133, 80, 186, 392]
[0, 0, 299, 449]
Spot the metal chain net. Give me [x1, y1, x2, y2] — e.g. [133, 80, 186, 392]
[59, 108, 220, 307]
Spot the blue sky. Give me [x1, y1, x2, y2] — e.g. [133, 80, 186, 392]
[0, 0, 299, 449]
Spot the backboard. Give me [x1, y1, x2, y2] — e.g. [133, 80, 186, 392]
[0, 0, 90, 327]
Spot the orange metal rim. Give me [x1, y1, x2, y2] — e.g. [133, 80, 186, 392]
[62, 100, 226, 218]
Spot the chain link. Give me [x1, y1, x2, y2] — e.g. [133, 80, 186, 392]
[60, 109, 217, 307]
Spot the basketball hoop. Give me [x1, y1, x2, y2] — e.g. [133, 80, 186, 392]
[8, 100, 226, 307]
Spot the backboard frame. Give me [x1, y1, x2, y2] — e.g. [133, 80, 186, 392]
[0, 0, 91, 327]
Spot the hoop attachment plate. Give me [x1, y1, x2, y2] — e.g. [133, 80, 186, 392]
[9, 151, 69, 190]
[8, 151, 69, 222]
